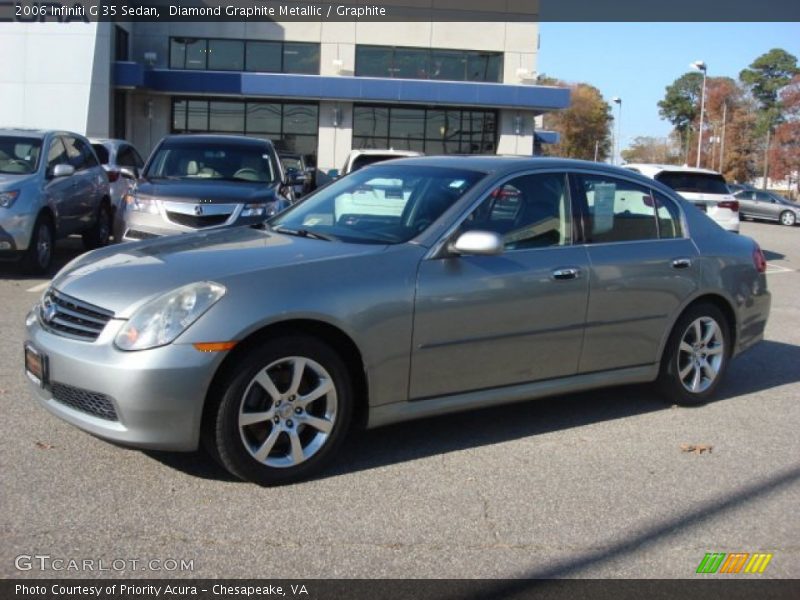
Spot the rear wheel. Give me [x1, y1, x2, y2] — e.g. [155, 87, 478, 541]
[780, 210, 796, 226]
[206, 334, 353, 485]
[657, 303, 731, 406]
[82, 202, 111, 249]
[21, 214, 54, 275]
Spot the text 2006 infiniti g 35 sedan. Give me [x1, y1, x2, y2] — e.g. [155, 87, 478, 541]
[24, 157, 770, 485]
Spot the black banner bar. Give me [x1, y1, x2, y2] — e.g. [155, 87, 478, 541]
[4, 580, 800, 600]
[0, 0, 799, 23]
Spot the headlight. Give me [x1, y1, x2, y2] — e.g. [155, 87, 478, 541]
[115, 281, 226, 351]
[241, 203, 266, 217]
[126, 193, 159, 214]
[0, 190, 20, 208]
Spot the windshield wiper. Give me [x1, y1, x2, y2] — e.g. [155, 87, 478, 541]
[271, 226, 336, 241]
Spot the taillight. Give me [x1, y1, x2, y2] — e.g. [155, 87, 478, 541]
[753, 243, 767, 273]
[107, 169, 120, 183]
[718, 200, 739, 212]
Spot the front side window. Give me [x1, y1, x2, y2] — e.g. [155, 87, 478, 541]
[579, 174, 658, 243]
[46, 138, 67, 175]
[461, 173, 572, 250]
[0, 136, 42, 174]
[271, 165, 484, 244]
[62, 137, 97, 171]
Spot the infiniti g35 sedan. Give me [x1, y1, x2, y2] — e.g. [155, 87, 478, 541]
[24, 157, 771, 485]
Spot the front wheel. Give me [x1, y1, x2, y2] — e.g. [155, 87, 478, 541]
[780, 211, 796, 226]
[21, 214, 54, 275]
[657, 303, 731, 406]
[206, 335, 353, 485]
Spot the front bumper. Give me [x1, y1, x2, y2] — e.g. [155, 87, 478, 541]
[25, 312, 225, 451]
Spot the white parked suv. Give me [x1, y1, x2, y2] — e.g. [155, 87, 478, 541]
[341, 149, 423, 176]
[624, 164, 740, 233]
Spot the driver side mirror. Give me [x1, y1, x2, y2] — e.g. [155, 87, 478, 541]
[51, 164, 75, 179]
[449, 230, 504, 256]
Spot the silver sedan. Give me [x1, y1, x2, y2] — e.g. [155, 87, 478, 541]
[24, 157, 771, 485]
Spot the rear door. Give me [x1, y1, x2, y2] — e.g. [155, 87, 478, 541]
[572, 171, 699, 373]
[410, 170, 590, 399]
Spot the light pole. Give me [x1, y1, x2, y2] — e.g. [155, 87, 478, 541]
[612, 96, 622, 165]
[691, 60, 707, 168]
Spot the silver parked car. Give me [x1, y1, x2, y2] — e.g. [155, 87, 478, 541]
[733, 189, 800, 226]
[90, 139, 145, 241]
[24, 157, 771, 485]
[0, 129, 112, 273]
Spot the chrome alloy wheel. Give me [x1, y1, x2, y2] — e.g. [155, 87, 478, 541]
[677, 317, 725, 394]
[238, 356, 337, 468]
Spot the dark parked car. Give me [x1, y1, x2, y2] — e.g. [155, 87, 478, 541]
[122, 135, 292, 241]
[25, 157, 770, 485]
[734, 189, 799, 226]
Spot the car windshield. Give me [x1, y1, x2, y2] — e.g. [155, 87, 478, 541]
[656, 171, 729, 195]
[270, 164, 484, 244]
[281, 157, 302, 171]
[144, 142, 277, 183]
[0, 136, 42, 174]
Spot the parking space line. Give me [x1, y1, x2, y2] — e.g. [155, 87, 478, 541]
[765, 263, 794, 274]
[26, 281, 51, 293]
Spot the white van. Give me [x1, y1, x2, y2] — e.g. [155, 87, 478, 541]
[624, 164, 740, 233]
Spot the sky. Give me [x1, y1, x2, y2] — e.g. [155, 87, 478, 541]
[537, 22, 800, 161]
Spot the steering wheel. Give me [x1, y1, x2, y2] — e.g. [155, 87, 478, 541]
[8, 159, 29, 167]
[233, 168, 259, 181]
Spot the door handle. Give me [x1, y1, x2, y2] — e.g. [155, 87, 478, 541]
[671, 258, 692, 269]
[552, 267, 580, 280]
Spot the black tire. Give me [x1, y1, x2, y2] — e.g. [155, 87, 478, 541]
[82, 201, 112, 250]
[205, 334, 353, 485]
[780, 210, 796, 227]
[657, 303, 731, 406]
[21, 214, 55, 275]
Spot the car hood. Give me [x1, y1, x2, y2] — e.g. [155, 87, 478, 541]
[136, 178, 281, 203]
[51, 227, 385, 318]
[0, 173, 37, 188]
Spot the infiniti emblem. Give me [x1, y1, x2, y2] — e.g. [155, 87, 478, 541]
[194, 205, 204, 216]
[42, 297, 57, 323]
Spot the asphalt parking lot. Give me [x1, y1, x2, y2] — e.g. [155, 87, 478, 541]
[1, 221, 798, 580]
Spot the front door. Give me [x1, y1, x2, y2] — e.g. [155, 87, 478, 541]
[410, 171, 589, 400]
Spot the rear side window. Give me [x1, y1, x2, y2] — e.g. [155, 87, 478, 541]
[91, 144, 110, 164]
[579, 174, 657, 243]
[655, 171, 729, 195]
[652, 191, 683, 239]
[117, 145, 143, 168]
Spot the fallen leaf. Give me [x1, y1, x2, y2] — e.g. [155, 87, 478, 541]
[35, 441, 54, 450]
[680, 443, 713, 455]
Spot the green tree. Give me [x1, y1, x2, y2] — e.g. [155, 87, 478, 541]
[540, 80, 612, 161]
[621, 136, 682, 165]
[657, 72, 704, 160]
[739, 49, 799, 186]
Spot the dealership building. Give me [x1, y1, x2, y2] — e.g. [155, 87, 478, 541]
[1, 18, 568, 172]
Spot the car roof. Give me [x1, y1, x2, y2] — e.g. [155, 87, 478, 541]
[349, 149, 422, 157]
[161, 134, 273, 147]
[623, 163, 724, 177]
[0, 128, 59, 139]
[89, 138, 131, 147]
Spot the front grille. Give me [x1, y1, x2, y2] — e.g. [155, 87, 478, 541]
[40, 289, 114, 342]
[166, 212, 229, 228]
[51, 382, 118, 421]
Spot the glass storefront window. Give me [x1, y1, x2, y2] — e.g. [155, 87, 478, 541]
[187, 100, 208, 130]
[209, 101, 245, 132]
[355, 46, 503, 83]
[353, 104, 497, 155]
[246, 41, 281, 72]
[282, 43, 320, 75]
[246, 103, 281, 134]
[208, 39, 244, 71]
